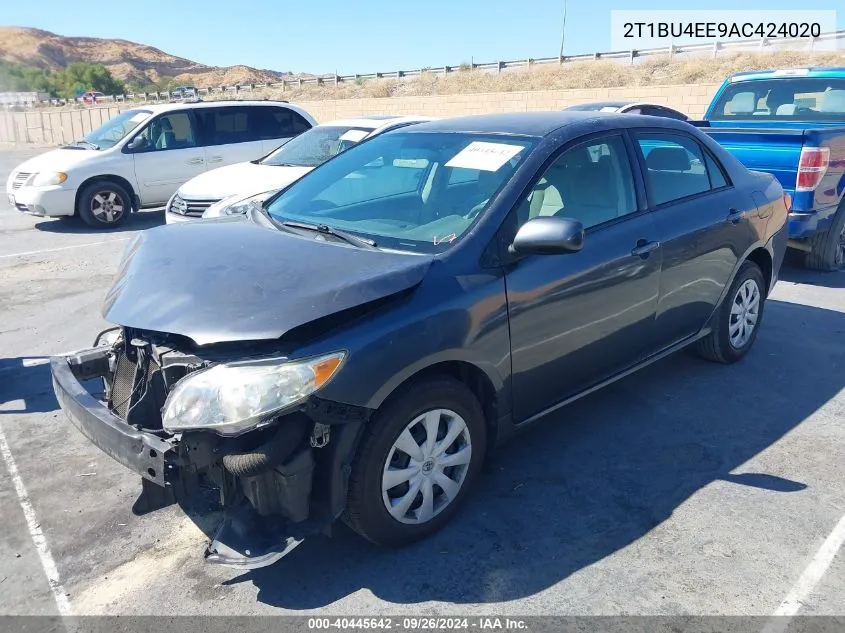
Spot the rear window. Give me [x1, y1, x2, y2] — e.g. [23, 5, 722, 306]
[710, 77, 845, 121]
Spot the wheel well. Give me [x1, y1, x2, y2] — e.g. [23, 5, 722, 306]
[746, 247, 773, 294]
[389, 361, 499, 448]
[74, 175, 137, 216]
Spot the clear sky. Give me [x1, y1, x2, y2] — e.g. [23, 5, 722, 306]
[2, 0, 843, 76]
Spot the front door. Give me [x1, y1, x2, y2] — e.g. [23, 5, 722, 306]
[633, 131, 751, 349]
[504, 133, 662, 423]
[130, 111, 205, 206]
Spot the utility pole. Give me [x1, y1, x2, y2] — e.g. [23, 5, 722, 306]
[559, 0, 568, 58]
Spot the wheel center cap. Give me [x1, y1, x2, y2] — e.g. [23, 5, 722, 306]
[421, 459, 435, 474]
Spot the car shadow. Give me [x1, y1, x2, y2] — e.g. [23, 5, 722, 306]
[780, 266, 845, 289]
[33, 209, 165, 234]
[222, 298, 844, 608]
[0, 357, 59, 414]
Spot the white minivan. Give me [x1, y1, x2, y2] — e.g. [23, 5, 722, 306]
[5, 100, 315, 228]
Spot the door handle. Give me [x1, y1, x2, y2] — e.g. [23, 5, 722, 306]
[187, 157, 204, 165]
[631, 240, 659, 258]
[207, 156, 223, 163]
[726, 207, 743, 224]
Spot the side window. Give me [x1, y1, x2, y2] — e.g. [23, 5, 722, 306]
[636, 133, 715, 206]
[200, 107, 253, 145]
[517, 134, 637, 230]
[134, 112, 197, 152]
[265, 108, 313, 139]
[704, 151, 729, 189]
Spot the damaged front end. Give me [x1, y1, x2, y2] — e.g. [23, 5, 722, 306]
[50, 327, 368, 569]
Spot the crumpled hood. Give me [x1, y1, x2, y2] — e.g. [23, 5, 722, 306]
[11, 147, 105, 175]
[102, 217, 433, 346]
[177, 162, 312, 200]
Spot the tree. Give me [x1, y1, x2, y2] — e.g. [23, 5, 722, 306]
[0, 60, 125, 98]
[54, 62, 126, 98]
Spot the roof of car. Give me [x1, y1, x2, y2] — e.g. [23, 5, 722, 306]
[127, 100, 304, 114]
[404, 111, 688, 137]
[320, 115, 433, 130]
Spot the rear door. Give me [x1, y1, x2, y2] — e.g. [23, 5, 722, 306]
[503, 133, 662, 423]
[633, 130, 754, 349]
[196, 106, 268, 168]
[129, 110, 206, 205]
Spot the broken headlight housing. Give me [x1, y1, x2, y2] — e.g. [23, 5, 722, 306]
[161, 352, 345, 436]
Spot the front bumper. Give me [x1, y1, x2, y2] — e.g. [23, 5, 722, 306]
[164, 210, 199, 224]
[49, 341, 360, 569]
[7, 185, 77, 217]
[50, 349, 177, 486]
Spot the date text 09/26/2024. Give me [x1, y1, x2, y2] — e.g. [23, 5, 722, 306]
[307, 617, 528, 630]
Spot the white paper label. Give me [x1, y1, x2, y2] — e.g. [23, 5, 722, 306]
[339, 129, 369, 142]
[445, 142, 524, 172]
[130, 112, 151, 123]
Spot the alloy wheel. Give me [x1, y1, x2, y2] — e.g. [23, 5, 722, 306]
[381, 408, 472, 525]
[90, 190, 125, 224]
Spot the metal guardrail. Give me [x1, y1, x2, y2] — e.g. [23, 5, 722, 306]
[16, 29, 845, 109]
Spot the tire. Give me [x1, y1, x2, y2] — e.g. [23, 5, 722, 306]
[344, 377, 487, 547]
[805, 202, 845, 271]
[696, 261, 766, 364]
[77, 181, 131, 228]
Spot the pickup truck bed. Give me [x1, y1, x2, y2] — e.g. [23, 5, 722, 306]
[698, 68, 845, 270]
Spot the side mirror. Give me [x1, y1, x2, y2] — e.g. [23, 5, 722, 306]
[509, 216, 584, 256]
[126, 135, 148, 152]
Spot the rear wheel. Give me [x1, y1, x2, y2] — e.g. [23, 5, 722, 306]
[344, 378, 486, 546]
[696, 261, 765, 364]
[77, 181, 131, 228]
[805, 202, 845, 271]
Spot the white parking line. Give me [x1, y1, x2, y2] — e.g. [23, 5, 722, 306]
[761, 512, 845, 633]
[0, 421, 73, 616]
[0, 238, 129, 259]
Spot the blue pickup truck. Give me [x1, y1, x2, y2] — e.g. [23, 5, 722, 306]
[697, 67, 845, 270]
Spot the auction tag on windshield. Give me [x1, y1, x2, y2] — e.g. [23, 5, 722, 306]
[446, 141, 524, 171]
[130, 112, 151, 123]
[340, 129, 369, 142]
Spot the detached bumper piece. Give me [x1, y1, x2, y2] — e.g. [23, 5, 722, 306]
[50, 342, 340, 570]
[50, 349, 177, 486]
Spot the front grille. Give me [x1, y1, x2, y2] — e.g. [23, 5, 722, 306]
[15, 203, 28, 212]
[11, 172, 31, 190]
[169, 194, 220, 218]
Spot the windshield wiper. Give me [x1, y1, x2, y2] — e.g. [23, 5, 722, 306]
[280, 221, 377, 249]
[70, 139, 100, 150]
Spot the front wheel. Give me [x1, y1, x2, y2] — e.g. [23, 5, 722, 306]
[344, 378, 487, 546]
[696, 260, 765, 364]
[77, 181, 131, 228]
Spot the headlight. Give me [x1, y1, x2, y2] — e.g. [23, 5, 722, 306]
[31, 172, 68, 187]
[202, 190, 280, 219]
[161, 351, 345, 436]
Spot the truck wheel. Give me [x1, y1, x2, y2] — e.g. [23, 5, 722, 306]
[696, 260, 765, 364]
[344, 377, 487, 547]
[805, 202, 845, 271]
[77, 181, 131, 228]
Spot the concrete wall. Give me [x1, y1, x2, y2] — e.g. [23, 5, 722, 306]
[0, 83, 721, 145]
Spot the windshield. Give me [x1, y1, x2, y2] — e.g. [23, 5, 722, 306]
[710, 77, 845, 121]
[261, 126, 374, 167]
[82, 109, 152, 149]
[264, 131, 537, 253]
